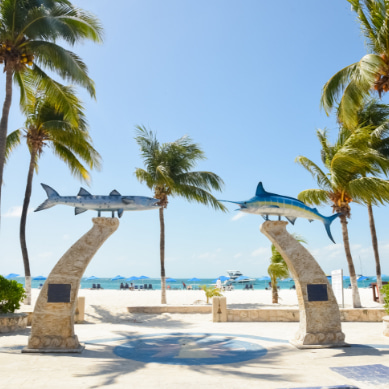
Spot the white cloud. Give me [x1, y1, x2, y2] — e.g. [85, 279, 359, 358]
[2, 206, 33, 218]
[231, 212, 247, 221]
[251, 247, 269, 257]
[197, 248, 222, 259]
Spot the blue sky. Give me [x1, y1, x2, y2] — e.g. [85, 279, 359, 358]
[1, 0, 388, 279]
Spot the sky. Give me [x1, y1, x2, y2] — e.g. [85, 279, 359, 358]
[1, 0, 388, 279]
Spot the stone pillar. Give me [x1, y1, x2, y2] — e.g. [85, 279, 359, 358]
[75, 297, 85, 324]
[260, 221, 347, 349]
[212, 296, 227, 322]
[23, 218, 119, 353]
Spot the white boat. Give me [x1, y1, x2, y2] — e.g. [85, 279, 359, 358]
[226, 270, 256, 284]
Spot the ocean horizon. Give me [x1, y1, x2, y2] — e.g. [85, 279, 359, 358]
[5, 276, 377, 291]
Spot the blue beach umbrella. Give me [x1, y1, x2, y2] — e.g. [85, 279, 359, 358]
[187, 277, 202, 282]
[111, 275, 126, 281]
[85, 276, 100, 281]
[33, 275, 47, 281]
[138, 275, 150, 280]
[166, 278, 177, 282]
[213, 276, 230, 282]
[343, 276, 350, 280]
[126, 276, 139, 282]
[358, 276, 369, 281]
[4, 273, 19, 279]
[257, 276, 271, 281]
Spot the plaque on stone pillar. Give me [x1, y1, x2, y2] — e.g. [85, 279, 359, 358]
[47, 284, 71, 303]
[307, 284, 328, 302]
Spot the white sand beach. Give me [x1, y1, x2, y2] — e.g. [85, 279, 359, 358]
[25, 287, 383, 324]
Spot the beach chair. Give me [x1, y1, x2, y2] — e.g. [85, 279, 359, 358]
[134, 285, 138, 290]
[92, 284, 97, 289]
[97, 283, 103, 289]
[144, 283, 148, 290]
[148, 284, 153, 290]
[139, 285, 143, 290]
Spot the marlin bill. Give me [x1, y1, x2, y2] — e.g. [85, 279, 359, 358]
[35, 184, 161, 218]
[221, 182, 341, 243]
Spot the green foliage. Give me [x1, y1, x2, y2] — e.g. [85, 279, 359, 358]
[320, 0, 389, 129]
[200, 285, 223, 304]
[0, 276, 26, 314]
[134, 125, 227, 211]
[381, 284, 389, 315]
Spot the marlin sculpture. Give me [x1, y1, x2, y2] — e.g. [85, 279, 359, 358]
[221, 182, 341, 243]
[35, 183, 161, 218]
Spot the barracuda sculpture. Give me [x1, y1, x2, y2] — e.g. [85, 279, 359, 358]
[35, 183, 161, 218]
[221, 182, 341, 243]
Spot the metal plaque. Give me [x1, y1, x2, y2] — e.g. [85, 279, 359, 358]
[307, 284, 328, 302]
[47, 284, 71, 303]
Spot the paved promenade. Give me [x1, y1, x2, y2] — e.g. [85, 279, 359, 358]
[1, 313, 389, 388]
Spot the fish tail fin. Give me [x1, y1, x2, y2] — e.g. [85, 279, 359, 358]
[34, 183, 59, 212]
[40, 183, 59, 198]
[323, 213, 341, 243]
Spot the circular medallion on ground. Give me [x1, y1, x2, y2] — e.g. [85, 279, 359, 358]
[113, 333, 267, 365]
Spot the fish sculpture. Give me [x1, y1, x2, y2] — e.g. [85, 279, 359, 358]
[221, 182, 341, 243]
[35, 183, 161, 218]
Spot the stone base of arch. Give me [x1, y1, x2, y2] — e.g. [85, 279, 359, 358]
[23, 217, 119, 353]
[260, 221, 348, 349]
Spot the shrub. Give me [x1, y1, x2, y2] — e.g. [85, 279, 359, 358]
[0, 275, 26, 314]
[381, 284, 389, 315]
[200, 285, 223, 304]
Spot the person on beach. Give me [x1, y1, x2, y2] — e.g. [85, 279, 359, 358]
[216, 279, 222, 290]
[182, 282, 187, 290]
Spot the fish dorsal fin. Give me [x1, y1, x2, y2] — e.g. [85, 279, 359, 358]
[78, 188, 91, 196]
[110, 190, 121, 196]
[255, 182, 268, 197]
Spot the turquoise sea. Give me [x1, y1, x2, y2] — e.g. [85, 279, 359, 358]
[9, 277, 376, 291]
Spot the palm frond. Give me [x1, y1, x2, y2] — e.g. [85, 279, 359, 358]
[170, 183, 227, 212]
[348, 176, 389, 205]
[5, 129, 21, 162]
[51, 142, 90, 182]
[297, 189, 331, 206]
[295, 156, 332, 190]
[26, 41, 95, 97]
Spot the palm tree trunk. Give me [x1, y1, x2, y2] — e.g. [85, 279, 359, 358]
[339, 214, 361, 308]
[367, 203, 383, 303]
[159, 207, 167, 304]
[20, 150, 36, 305]
[0, 67, 14, 226]
[271, 279, 278, 304]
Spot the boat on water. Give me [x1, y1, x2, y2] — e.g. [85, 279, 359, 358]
[225, 270, 256, 284]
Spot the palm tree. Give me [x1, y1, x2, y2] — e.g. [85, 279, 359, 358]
[321, 0, 389, 129]
[134, 126, 227, 304]
[268, 234, 306, 304]
[296, 127, 389, 308]
[354, 100, 389, 302]
[0, 0, 103, 224]
[6, 88, 101, 304]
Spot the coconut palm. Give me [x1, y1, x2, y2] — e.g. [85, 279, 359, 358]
[321, 0, 389, 129]
[296, 127, 389, 308]
[6, 88, 101, 304]
[0, 0, 103, 224]
[354, 100, 389, 302]
[268, 234, 306, 304]
[134, 125, 227, 304]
